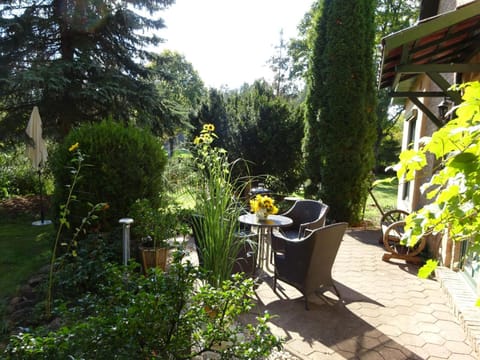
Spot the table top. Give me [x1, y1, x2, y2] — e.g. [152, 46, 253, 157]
[283, 196, 302, 202]
[238, 213, 293, 228]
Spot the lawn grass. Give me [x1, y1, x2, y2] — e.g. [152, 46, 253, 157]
[363, 176, 398, 227]
[0, 216, 53, 335]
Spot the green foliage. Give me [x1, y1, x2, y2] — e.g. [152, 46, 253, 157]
[46, 143, 110, 315]
[50, 120, 167, 233]
[191, 83, 305, 194]
[150, 50, 206, 139]
[304, 0, 377, 224]
[128, 196, 185, 249]
[53, 231, 120, 303]
[226, 81, 305, 193]
[418, 259, 438, 279]
[287, 0, 323, 85]
[190, 82, 305, 194]
[0, 1, 175, 141]
[189, 125, 248, 288]
[373, 1, 418, 173]
[0, 144, 52, 199]
[191, 88, 231, 149]
[4, 254, 281, 359]
[394, 81, 480, 277]
[287, 1, 416, 175]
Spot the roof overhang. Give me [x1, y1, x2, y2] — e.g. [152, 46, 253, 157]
[378, 1, 480, 127]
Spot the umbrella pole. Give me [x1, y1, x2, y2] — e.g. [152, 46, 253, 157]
[38, 169, 45, 224]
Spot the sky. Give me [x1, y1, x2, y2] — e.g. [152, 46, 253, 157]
[156, 0, 314, 89]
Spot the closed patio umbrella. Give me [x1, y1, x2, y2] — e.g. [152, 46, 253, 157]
[26, 106, 51, 225]
[26, 106, 48, 170]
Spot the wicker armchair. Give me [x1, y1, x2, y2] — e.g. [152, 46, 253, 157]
[279, 199, 329, 239]
[273, 222, 348, 310]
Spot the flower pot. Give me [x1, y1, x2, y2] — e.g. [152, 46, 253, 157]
[255, 209, 269, 221]
[139, 246, 168, 273]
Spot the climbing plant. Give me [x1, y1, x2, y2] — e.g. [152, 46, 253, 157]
[393, 81, 480, 276]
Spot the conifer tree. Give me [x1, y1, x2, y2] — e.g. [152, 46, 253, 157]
[0, 0, 174, 140]
[304, 0, 377, 223]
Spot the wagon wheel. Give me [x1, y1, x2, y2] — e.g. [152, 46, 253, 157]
[379, 209, 410, 244]
[382, 220, 427, 263]
[381, 209, 410, 228]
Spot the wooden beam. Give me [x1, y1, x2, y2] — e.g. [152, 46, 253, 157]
[390, 91, 446, 97]
[409, 97, 444, 128]
[426, 72, 462, 104]
[397, 64, 480, 74]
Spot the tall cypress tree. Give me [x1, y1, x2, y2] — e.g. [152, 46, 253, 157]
[304, 0, 377, 223]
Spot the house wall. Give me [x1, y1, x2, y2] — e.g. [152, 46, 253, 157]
[463, 53, 480, 83]
[397, 0, 478, 272]
[397, 75, 447, 214]
[440, 0, 475, 12]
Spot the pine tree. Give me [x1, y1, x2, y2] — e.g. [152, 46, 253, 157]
[0, 0, 175, 140]
[304, 0, 377, 223]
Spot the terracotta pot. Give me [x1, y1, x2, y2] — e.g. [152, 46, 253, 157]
[139, 246, 168, 273]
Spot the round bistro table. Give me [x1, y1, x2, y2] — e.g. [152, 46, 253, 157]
[238, 213, 293, 272]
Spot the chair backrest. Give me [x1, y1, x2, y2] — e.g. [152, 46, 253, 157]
[281, 200, 329, 238]
[305, 222, 348, 294]
[275, 230, 316, 286]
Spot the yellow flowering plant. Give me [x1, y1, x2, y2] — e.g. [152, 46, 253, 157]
[47, 143, 108, 315]
[250, 194, 279, 218]
[190, 123, 249, 287]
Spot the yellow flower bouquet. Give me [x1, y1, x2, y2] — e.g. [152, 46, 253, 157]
[250, 194, 278, 220]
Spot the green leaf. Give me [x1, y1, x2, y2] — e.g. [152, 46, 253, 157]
[418, 259, 438, 279]
[436, 185, 460, 204]
[449, 152, 477, 171]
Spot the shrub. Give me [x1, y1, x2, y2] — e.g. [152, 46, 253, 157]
[4, 253, 282, 359]
[0, 144, 52, 199]
[53, 231, 121, 301]
[50, 120, 168, 233]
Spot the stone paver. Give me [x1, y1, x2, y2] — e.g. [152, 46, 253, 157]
[249, 227, 479, 359]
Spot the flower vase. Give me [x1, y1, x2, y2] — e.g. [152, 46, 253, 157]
[255, 209, 269, 221]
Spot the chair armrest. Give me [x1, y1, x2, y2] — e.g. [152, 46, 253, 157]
[304, 228, 314, 235]
[299, 216, 326, 237]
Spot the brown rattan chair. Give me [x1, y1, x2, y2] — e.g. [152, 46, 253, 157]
[273, 222, 348, 310]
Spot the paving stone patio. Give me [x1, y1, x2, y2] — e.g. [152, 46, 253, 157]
[245, 227, 480, 359]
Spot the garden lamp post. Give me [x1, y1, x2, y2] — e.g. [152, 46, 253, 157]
[119, 218, 134, 266]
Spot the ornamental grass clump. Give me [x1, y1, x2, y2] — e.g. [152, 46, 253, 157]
[191, 124, 248, 288]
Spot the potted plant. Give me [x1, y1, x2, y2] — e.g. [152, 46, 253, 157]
[129, 197, 178, 272]
[249, 194, 279, 220]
